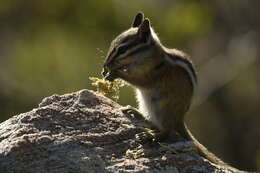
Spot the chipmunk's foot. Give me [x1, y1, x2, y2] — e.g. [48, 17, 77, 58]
[135, 128, 156, 144]
[135, 128, 170, 144]
[120, 106, 172, 143]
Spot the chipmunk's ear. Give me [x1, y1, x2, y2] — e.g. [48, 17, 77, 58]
[132, 12, 144, 27]
[138, 18, 151, 41]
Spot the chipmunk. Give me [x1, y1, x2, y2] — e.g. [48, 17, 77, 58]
[102, 12, 247, 172]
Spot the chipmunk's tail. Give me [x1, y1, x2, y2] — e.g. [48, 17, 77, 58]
[177, 122, 248, 173]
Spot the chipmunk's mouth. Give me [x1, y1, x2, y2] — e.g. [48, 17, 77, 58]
[102, 69, 117, 81]
[102, 63, 129, 81]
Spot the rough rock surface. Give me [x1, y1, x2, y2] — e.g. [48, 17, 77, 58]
[0, 89, 239, 173]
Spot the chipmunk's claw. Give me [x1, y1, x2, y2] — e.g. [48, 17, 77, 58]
[135, 130, 156, 144]
[135, 128, 171, 144]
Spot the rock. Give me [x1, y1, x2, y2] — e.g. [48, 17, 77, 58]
[0, 89, 240, 173]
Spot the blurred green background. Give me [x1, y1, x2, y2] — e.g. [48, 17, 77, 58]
[0, 0, 259, 171]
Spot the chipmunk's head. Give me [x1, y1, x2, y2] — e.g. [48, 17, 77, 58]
[102, 12, 163, 87]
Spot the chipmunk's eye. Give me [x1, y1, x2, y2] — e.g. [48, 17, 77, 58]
[117, 45, 128, 55]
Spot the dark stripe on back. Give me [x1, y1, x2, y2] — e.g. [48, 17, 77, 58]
[168, 54, 197, 84]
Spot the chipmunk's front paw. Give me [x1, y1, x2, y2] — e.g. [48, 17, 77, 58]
[120, 105, 144, 120]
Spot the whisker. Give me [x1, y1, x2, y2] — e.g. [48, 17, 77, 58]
[96, 48, 105, 54]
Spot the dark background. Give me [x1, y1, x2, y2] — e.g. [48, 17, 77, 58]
[0, 0, 259, 171]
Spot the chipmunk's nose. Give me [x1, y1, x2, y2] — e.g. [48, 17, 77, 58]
[102, 61, 111, 76]
[101, 66, 108, 77]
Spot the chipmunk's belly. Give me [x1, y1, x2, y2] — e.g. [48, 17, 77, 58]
[135, 88, 166, 130]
